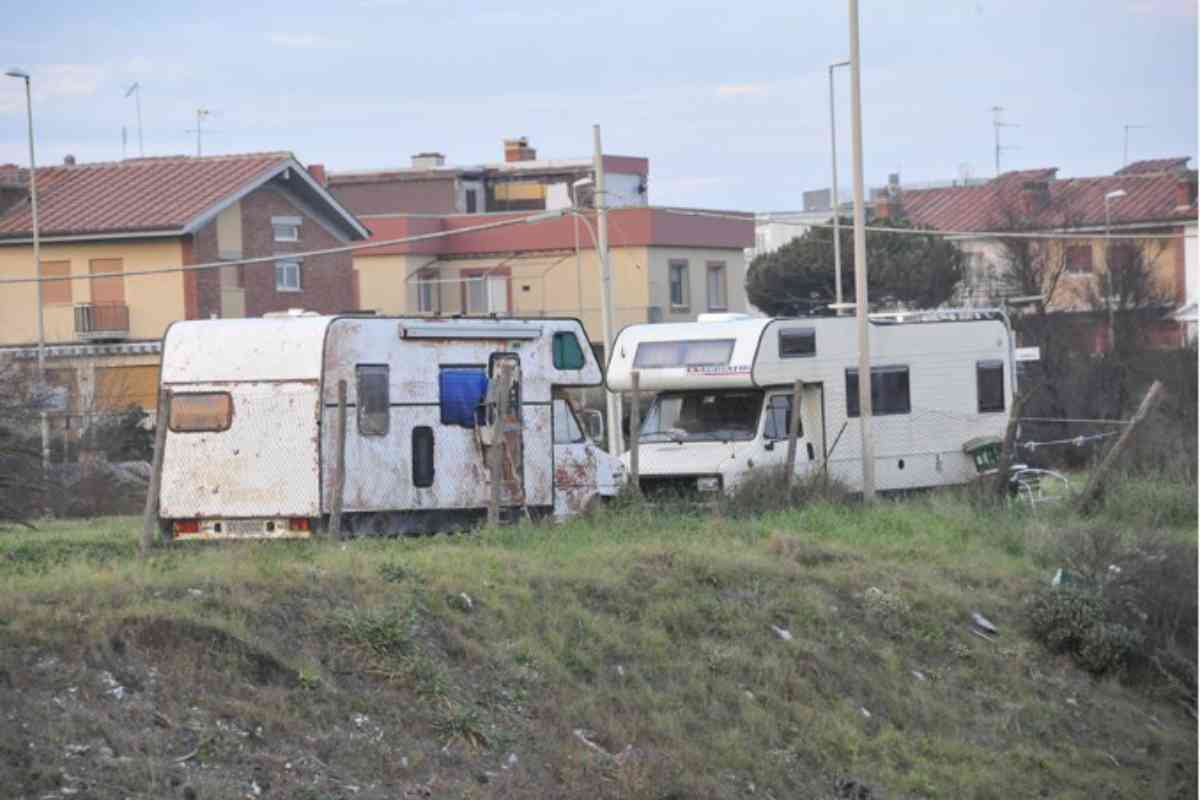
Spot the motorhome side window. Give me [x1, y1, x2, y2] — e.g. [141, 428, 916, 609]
[356, 365, 390, 436]
[412, 426, 434, 488]
[170, 393, 233, 432]
[763, 395, 800, 439]
[845, 366, 910, 417]
[779, 328, 816, 358]
[976, 360, 1005, 413]
[552, 332, 586, 370]
[633, 339, 735, 368]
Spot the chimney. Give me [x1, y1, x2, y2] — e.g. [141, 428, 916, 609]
[63, 154, 76, 166]
[1176, 177, 1197, 208]
[873, 195, 903, 220]
[1020, 180, 1050, 216]
[307, 163, 327, 186]
[410, 152, 446, 169]
[503, 137, 537, 162]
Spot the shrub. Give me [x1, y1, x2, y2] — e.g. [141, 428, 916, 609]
[720, 467, 852, 518]
[1027, 526, 1197, 710]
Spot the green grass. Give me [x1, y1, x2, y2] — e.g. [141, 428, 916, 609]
[0, 483, 1196, 799]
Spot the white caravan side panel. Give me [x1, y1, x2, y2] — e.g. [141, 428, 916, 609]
[159, 380, 321, 518]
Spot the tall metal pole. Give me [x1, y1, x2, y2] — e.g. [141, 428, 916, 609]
[593, 124, 623, 456]
[135, 85, 144, 157]
[829, 60, 850, 312]
[848, 0, 875, 500]
[9, 74, 45, 377]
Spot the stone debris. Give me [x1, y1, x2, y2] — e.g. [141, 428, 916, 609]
[770, 625, 793, 641]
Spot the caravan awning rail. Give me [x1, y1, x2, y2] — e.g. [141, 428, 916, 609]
[398, 321, 543, 340]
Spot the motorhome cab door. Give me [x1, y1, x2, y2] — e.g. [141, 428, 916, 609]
[489, 353, 525, 505]
[760, 384, 825, 476]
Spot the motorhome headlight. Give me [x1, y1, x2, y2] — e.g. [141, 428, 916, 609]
[696, 476, 721, 493]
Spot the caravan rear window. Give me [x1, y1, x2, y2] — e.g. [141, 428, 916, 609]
[356, 365, 390, 436]
[633, 339, 734, 369]
[169, 393, 232, 432]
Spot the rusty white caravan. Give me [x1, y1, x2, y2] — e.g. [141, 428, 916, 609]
[606, 311, 1016, 495]
[157, 314, 623, 539]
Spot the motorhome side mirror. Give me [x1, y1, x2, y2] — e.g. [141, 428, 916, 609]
[581, 409, 604, 443]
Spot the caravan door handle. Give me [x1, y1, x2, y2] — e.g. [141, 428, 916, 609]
[806, 443, 815, 461]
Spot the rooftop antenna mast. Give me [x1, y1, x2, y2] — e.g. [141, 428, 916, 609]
[121, 125, 128, 160]
[991, 106, 1019, 175]
[188, 107, 213, 156]
[123, 82, 144, 157]
[1122, 124, 1148, 166]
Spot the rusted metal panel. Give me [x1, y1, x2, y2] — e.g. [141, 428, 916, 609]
[160, 380, 321, 518]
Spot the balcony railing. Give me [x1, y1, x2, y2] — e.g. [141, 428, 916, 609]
[74, 303, 130, 341]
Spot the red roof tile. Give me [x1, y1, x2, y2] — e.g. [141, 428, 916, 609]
[899, 163, 1196, 232]
[0, 152, 293, 239]
[1114, 157, 1191, 176]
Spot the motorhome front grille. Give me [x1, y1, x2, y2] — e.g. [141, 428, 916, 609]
[639, 475, 720, 497]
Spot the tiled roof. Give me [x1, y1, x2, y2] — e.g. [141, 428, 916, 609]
[0, 152, 293, 239]
[898, 162, 1196, 232]
[1114, 157, 1191, 176]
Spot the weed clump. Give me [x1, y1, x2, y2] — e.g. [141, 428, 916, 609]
[1026, 526, 1197, 711]
[721, 468, 852, 518]
[333, 607, 414, 657]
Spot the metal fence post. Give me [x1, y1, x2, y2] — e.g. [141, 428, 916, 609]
[330, 380, 347, 539]
[488, 367, 511, 527]
[629, 370, 641, 494]
[140, 389, 171, 556]
[784, 380, 803, 486]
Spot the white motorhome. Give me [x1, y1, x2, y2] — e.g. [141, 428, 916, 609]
[606, 311, 1015, 495]
[156, 314, 623, 539]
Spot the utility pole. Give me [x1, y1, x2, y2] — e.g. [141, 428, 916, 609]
[593, 124, 623, 456]
[124, 82, 144, 157]
[829, 60, 850, 313]
[1122, 124, 1147, 166]
[848, 0, 875, 500]
[991, 106, 1019, 175]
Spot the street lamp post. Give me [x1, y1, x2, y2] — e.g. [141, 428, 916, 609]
[6, 68, 43, 377]
[829, 60, 850, 313]
[1104, 189, 1127, 352]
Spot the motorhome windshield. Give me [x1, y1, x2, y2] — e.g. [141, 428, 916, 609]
[640, 391, 763, 443]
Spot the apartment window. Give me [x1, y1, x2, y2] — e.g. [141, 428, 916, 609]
[356, 365, 390, 436]
[845, 365, 910, 417]
[462, 269, 510, 314]
[1066, 244, 1093, 274]
[976, 360, 1006, 413]
[706, 262, 728, 311]
[272, 217, 301, 242]
[412, 426, 435, 487]
[668, 260, 689, 310]
[762, 395, 800, 440]
[40, 260, 72, 306]
[417, 269, 440, 314]
[275, 258, 302, 292]
[779, 327, 816, 358]
[465, 189, 478, 214]
[89, 258, 125, 304]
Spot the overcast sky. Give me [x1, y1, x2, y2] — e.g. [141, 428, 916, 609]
[1, 0, 1195, 210]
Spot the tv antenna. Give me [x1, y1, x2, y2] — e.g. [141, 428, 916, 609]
[123, 82, 144, 157]
[1122, 124, 1148, 166]
[186, 108, 217, 156]
[991, 106, 1020, 175]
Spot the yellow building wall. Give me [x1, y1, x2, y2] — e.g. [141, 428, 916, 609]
[644, 246, 750, 322]
[353, 246, 666, 347]
[0, 239, 186, 346]
[1049, 234, 1182, 310]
